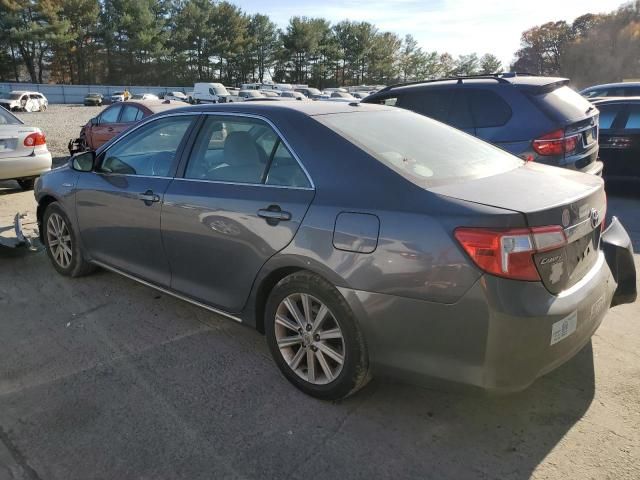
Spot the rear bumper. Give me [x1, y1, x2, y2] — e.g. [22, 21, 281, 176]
[340, 221, 635, 392]
[0, 150, 52, 181]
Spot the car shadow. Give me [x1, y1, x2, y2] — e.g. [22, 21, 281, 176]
[343, 343, 596, 479]
[0, 180, 21, 195]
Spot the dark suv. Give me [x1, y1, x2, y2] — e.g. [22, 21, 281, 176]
[363, 74, 602, 175]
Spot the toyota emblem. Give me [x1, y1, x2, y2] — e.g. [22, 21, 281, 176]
[590, 208, 599, 229]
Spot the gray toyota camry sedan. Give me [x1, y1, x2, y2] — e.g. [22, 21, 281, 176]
[35, 102, 637, 399]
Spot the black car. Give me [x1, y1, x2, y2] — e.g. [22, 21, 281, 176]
[363, 73, 602, 175]
[84, 93, 104, 106]
[593, 97, 640, 182]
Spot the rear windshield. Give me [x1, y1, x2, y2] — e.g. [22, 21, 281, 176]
[532, 86, 594, 122]
[315, 109, 522, 187]
[0, 106, 22, 125]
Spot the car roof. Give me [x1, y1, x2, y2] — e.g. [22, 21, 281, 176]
[375, 74, 568, 94]
[168, 101, 390, 116]
[9, 90, 42, 95]
[115, 100, 184, 113]
[581, 82, 640, 91]
[592, 96, 640, 106]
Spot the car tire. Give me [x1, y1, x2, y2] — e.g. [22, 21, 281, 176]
[17, 178, 35, 190]
[265, 271, 371, 400]
[43, 203, 95, 277]
[40, 104, 47, 112]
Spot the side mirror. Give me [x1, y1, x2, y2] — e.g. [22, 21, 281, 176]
[71, 151, 95, 172]
[90, 117, 99, 125]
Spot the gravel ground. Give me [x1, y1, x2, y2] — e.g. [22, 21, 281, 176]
[1, 106, 639, 480]
[15, 104, 105, 164]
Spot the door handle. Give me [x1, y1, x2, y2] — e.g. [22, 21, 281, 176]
[138, 190, 160, 204]
[258, 205, 291, 224]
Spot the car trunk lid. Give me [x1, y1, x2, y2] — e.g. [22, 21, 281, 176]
[0, 125, 39, 158]
[431, 162, 606, 294]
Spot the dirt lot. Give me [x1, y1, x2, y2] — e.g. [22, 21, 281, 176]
[0, 105, 639, 480]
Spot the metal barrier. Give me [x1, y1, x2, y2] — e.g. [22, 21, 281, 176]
[0, 83, 191, 104]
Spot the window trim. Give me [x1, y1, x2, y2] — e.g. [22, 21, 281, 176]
[94, 111, 315, 190]
[178, 112, 314, 190]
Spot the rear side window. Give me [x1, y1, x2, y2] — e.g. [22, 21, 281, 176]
[315, 109, 522, 187]
[120, 105, 140, 123]
[597, 104, 623, 129]
[626, 87, 640, 97]
[532, 85, 594, 122]
[396, 89, 454, 122]
[448, 91, 473, 129]
[625, 105, 640, 129]
[468, 90, 512, 128]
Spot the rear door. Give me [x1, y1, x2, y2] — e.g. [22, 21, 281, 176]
[76, 114, 198, 286]
[161, 114, 314, 313]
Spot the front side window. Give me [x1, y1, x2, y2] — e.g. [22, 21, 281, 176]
[184, 115, 310, 187]
[100, 115, 195, 176]
[316, 109, 522, 187]
[100, 105, 122, 124]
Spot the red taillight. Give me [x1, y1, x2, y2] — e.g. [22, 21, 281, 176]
[23, 132, 46, 147]
[454, 226, 567, 281]
[532, 129, 580, 156]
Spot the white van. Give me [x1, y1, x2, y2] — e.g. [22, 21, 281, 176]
[192, 83, 230, 103]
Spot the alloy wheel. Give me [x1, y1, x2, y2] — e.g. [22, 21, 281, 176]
[47, 213, 73, 269]
[274, 293, 345, 385]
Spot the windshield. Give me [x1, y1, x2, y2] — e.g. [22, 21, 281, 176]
[307, 88, 321, 95]
[87, 93, 101, 98]
[0, 106, 22, 125]
[113, 91, 124, 95]
[532, 85, 595, 121]
[315, 109, 523, 187]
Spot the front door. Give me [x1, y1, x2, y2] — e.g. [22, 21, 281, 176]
[161, 114, 314, 312]
[90, 104, 125, 149]
[76, 114, 198, 286]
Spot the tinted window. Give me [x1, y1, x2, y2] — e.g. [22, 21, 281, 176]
[626, 87, 640, 96]
[448, 91, 473, 129]
[532, 86, 594, 122]
[397, 89, 454, 122]
[315, 109, 522, 187]
[597, 104, 623, 129]
[100, 115, 195, 176]
[468, 90, 512, 128]
[185, 116, 309, 187]
[120, 105, 140, 123]
[100, 105, 122, 124]
[265, 142, 310, 188]
[625, 105, 640, 129]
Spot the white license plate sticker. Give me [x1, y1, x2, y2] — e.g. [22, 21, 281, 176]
[550, 311, 578, 346]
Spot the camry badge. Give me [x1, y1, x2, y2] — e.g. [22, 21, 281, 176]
[561, 209, 570, 227]
[590, 208, 599, 229]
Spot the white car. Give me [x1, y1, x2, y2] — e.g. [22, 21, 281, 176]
[131, 93, 159, 101]
[324, 91, 359, 103]
[164, 91, 189, 102]
[279, 91, 306, 101]
[193, 83, 230, 103]
[110, 91, 130, 103]
[0, 107, 52, 189]
[0, 91, 48, 112]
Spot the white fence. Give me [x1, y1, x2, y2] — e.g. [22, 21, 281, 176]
[0, 82, 191, 104]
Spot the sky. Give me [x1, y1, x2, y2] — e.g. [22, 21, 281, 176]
[236, 0, 625, 67]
